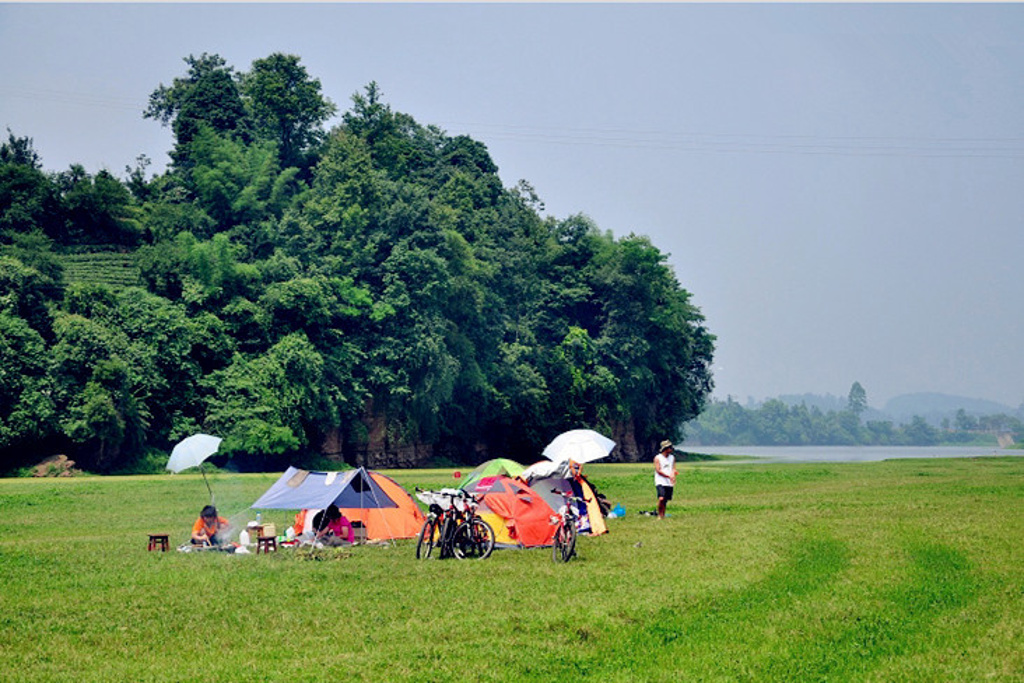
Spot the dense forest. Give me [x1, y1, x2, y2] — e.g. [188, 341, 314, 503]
[0, 53, 715, 474]
[685, 383, 1024, 447]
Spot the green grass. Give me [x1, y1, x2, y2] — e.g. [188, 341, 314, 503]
[2, 458, 1023, 681]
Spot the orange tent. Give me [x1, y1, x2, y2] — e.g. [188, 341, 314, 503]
[265, 468, 425, 542]
[338, 471, 425, 540]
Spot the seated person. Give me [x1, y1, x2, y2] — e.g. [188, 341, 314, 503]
[191, 504, 231, 546]
[311, 504, 354, 546]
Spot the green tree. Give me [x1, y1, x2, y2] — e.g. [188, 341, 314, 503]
[548, 325, 619, 429]
[954, 408, 978, 432]
[901, 415, 939, 446]
[187, 126, 300, 231]
[342, 82, 440, 179]
[0, 255, 54, 337]
[145, 53, 249, 168]
[52, 285, 204, 470]
[0, 133, 64, 239]
[1, 230, 63, 298]
[241, 53, 337, 170]
[592, 232, 714, 448]
[0, 313, 55, 468]
[204, 333, 332, 468]
[1, 128, 42, 167]
[50, 311, 145, 471]
[847, 381, 868, 416]
[57, 166, 143, 245]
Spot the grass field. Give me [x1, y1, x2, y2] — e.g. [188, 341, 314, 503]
[1, 457, 1022, 682]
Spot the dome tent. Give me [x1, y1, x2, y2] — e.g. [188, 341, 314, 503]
[251, 466, 424, 541]
[465, 475, 557, 548]
[460, 458, 526, 491]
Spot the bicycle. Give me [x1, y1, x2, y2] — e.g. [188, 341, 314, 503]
[449, 490, 495, 560]
[550, 488, 585, 563]
[415, 488, 455, 559]
[415, 488, 495, 560]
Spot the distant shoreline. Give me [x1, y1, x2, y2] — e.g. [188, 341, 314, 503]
[679, 445, 1021, 464]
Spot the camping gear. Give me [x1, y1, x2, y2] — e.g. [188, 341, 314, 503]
[521, 460, 608, 536]
[460, 458, 526, 490]
[542, 429, 616, 464]
[251, 467, 424, 541]
[166, 433, 222, 503]
[467, 475, 557, 548]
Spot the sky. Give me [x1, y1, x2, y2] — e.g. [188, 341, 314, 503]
[2, 3, 1023, 410]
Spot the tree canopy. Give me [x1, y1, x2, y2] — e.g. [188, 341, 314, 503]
[0, 55, 715, 474]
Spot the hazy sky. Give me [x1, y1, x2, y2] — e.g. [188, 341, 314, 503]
[2, 3, 1022, 409]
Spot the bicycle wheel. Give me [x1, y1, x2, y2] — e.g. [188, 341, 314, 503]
[416, 518, 436, 559]
[437, 516, 454, 559]
[552, 523, 567, 562]
[452, 518, 495, 559]
[564, 520, 578, 561]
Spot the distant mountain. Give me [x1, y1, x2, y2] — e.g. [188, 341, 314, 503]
[883, 393, 1017, 422]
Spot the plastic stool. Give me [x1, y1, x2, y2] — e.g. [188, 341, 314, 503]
[256, 536, 277, 554]
[148, 534, 169, 552]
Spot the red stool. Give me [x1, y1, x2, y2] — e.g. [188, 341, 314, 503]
[148, 534, 169, 552]
[256, 536, 277, 554]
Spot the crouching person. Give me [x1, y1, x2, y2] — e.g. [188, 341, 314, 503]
[191, 505, 231, 546]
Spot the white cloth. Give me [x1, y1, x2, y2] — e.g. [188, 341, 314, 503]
[654, 452, 675, 487]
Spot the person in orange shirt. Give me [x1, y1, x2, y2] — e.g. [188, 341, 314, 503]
[191, 505, 231, 546]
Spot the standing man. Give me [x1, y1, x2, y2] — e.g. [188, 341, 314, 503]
[654, 440, 678, 519]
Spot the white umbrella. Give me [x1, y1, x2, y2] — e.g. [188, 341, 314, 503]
[167, 434, 222, 502]
[542, 429, 616, 464]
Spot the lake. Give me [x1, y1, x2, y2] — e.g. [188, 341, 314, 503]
[680, 445, 1022, 464]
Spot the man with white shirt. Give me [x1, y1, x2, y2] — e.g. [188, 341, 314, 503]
[654, 440, 678, 519]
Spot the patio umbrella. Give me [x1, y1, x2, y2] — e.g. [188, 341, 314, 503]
[167, 434, 222, 503]
[542, 429, 616, 464]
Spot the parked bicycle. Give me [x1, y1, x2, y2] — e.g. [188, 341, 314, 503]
[450, 489, 495, 560]
[415, 488, 455, 559]
[415, 488, 495, 560]
[550, 488, 585, 563]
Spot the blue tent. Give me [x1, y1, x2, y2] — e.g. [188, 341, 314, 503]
[251, 466, 398, 510]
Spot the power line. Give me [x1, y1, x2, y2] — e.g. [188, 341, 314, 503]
[0, 86, 144, 113]
[438, 120, 1024, 159]
[4, 86, 1022, 159]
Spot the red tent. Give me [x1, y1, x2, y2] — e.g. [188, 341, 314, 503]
[469, 475, 557, 548]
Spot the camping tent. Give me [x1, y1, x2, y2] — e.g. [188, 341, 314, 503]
[467, 475, 557, 548]
[251, 467, 424, 541]
[341, 470, 425, 540]
[460, 458, 525, 491]
[520, 460, 608, 537]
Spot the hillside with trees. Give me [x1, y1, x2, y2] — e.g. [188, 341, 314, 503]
[0, 52, 715, 474]
[685, 382, 1023, 447]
